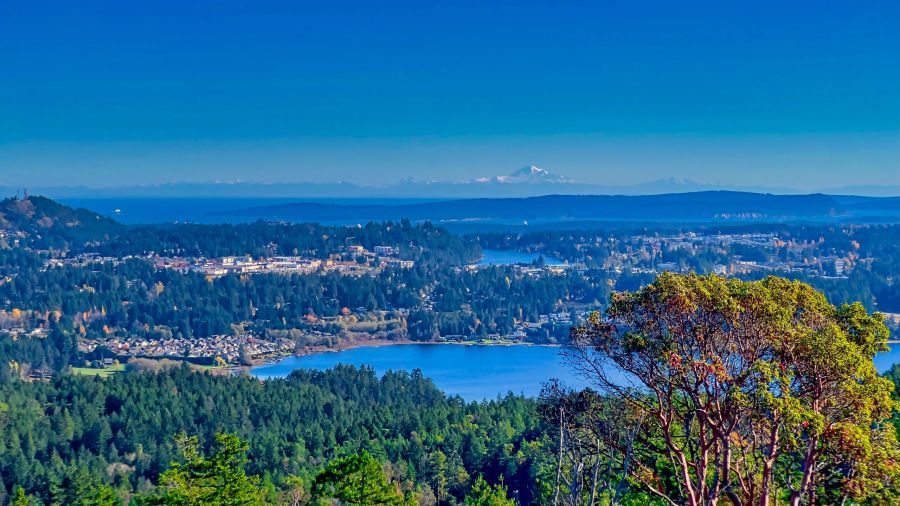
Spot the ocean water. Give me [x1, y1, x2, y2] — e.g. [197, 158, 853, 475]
[60, 197, 438, 225]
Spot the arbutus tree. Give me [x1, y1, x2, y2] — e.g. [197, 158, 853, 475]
[564, 273, 900, 506]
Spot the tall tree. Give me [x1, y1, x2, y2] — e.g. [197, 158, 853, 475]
[565, 273, 900, 506]
[11, 487, 32, 506]
[148, 432, 265, 506]
[312, 451, 406, 505]
[463, 476, 515, 506]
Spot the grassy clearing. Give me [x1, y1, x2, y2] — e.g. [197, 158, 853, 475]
[71, 363, 125, 377]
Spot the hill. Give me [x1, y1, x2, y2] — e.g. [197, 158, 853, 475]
[0, 195, 122, 249]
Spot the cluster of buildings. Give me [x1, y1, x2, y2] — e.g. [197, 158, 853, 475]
[442, 310, 585, 343]
[463, 261, 581, 276]
[185, 247, 414, 277]
[89, 333, 294, 363]
[0, 326, 47, 340]
[47, 245, 415, 278]
[0, 228, 25, 247]
[583, 232, 861, 279]
[45, 253, 125, 268]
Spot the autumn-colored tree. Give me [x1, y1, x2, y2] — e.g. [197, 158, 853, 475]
[312, 451, 406, 505]
[566, 273, 900, 506]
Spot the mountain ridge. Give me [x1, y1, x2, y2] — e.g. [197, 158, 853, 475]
[5, 166, 896, 198]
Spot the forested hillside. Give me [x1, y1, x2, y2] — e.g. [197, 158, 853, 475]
[0, 365, 548, 505]
[0, 196, 121, 250]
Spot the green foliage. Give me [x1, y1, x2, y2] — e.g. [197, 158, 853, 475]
[147, 432, 264, 506]
[61, 469, 123, 506]
[5, 196, 900, 505]
[11, 487, 32, 506]
[313, 451, 405, 505]
[463, 476, 514, 506]
[569, 273, 900, 505]
[0, 366, 546, 504]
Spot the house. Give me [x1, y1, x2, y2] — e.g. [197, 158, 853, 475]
[374, 245, 398, 256]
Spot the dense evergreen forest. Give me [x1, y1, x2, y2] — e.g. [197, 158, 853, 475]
[0, 365, 549, 505]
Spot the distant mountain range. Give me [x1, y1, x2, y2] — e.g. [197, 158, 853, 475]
[4, 166, 898, 199]
[3, 193, 900, 236]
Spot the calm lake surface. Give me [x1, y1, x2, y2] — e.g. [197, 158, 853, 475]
[875, 344, 900, 372]
[251, 344, 588, 400]
[478, 249, 564, 266]
[251, 343, 900, 401]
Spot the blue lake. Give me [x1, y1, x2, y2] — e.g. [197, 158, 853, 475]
[251, 343, 900, 402]
[875, 344, 900, 373]
[251, 344, 588, 400]
[478, 249, 564, 266]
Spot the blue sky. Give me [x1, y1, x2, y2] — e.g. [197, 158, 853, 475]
[1, 0, 898, 190]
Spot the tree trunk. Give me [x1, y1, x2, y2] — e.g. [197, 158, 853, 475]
[789, 448, 817, 506]
[588, 440, 601, 506]
[759, 421, 780, 506]
[553, 406, 564, 506]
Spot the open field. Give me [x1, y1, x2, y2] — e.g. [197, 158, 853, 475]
[71, 364, 125, 377]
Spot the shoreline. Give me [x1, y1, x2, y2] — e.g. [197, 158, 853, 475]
[249, 338, 562, 369]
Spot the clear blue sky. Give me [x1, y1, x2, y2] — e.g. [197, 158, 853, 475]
[1, 0, 898, 189]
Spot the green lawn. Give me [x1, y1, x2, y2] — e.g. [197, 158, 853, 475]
[71, 364, 125, 377]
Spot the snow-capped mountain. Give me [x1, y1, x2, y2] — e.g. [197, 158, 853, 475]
[13, 165, 839, 200]
[472, 165, 575, 184]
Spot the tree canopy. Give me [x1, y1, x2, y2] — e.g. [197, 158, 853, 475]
[312, 450, 407, 505]
[566, 273, 900, 506]
[148, 432, 265, 506]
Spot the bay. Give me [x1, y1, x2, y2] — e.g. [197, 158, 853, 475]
[250, 344, 589, 401]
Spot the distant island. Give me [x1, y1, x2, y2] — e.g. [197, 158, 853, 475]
[215, 191, 900, 227]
